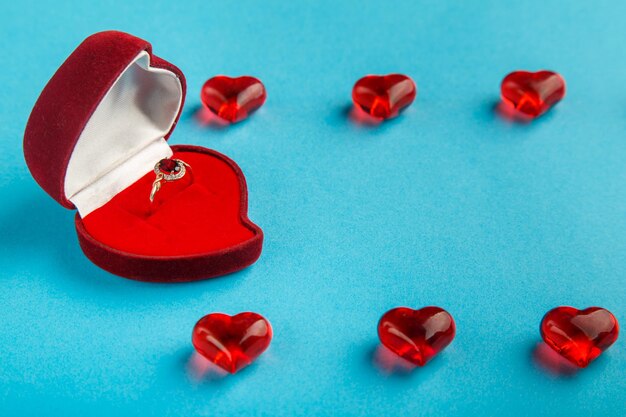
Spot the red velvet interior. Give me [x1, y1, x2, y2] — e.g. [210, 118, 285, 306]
[82, 149, 256, 256]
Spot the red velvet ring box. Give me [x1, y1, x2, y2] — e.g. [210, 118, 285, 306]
[23, 31, 263, 282]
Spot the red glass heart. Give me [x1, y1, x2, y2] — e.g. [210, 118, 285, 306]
[378, 306, 455, 366]
[192, 312, 272, 374]
[541, 306, 619, 368]
[200, 76, 266, 123]
[352, 74, 416, 120]
[500, 70, 566, 118]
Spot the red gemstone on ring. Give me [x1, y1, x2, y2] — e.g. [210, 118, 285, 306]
[201, 76, 267, 123]
[352, 74, 416, 120]
[157, 159, 178, 174]
[540, 306, 619, 368]
[500, 70, 566, 118]
[192, 312, 272, 374]
[378, 306, 455, 366]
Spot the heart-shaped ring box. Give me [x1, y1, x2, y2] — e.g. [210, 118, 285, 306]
[23, 31, 263, 282]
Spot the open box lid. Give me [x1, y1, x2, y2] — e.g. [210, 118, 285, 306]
[24, 31, 186, 215]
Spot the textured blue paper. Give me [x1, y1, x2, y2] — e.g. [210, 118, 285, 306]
[1, 1, 625, 416]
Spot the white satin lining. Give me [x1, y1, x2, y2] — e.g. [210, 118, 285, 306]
[65, 51, 182, 216]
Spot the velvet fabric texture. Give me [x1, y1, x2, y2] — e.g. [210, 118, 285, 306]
[77, 146, 263, 282]
[23, 31, 263, 282]
[24, 31, 184, 208]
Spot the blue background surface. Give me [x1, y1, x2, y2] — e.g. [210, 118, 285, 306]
[1, 1, 626, 416]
